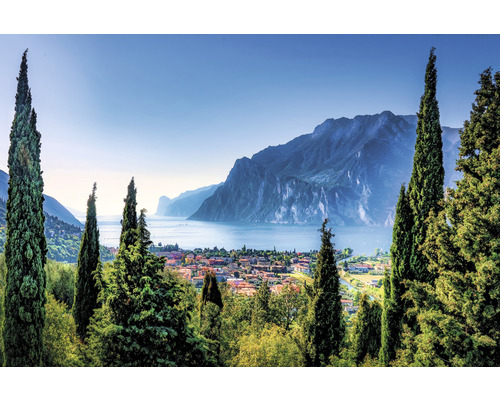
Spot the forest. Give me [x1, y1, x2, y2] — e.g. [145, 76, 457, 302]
[0, 48, 498, 368]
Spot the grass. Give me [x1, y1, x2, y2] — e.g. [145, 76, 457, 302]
[290, 272, 314, 286]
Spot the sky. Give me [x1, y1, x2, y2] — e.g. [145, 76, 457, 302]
[1, 34, 500, 216]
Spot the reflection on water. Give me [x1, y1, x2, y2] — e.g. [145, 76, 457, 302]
[97, 215, 393, 255]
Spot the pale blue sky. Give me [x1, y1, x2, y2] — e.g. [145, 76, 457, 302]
[0, 35, 499, 215]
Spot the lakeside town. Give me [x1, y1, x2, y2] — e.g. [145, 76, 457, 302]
[107, 243, 391, 317]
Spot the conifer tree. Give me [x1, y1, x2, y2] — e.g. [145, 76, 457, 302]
[90, 182, 212, 366]
[407, 47, 445, 283]
[404, 68, 500, 366]
[119, 177, 138, 252]
[251, 279, 272, 329]
[351, 293, 382, 365]
[3, 50, 47, 366]
[380, 184, 413, 365]
[199, 271, 223, 364]
[73, 183, 101, 339]
[303, 219, 344, 366]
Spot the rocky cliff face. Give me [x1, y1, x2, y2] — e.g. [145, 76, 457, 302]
[156, 183, 222, 217]
[189, 111, 461, 226]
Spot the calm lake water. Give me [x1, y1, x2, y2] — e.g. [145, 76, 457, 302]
[96, 215, 393, 256]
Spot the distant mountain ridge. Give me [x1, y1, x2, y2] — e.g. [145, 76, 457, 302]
[189, 111, 461, 226]
[0, 169, 83, 227]
[156, 183, 223, 217]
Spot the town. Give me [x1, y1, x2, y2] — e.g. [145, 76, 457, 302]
[110, 243, 393, 316]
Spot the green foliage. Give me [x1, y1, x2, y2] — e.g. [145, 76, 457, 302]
[380, 185, 413, 365]
[73, 183, 102, 339]
[3, 51, 47, 366]
[232, 325, 304, 367]
[87, 183, 214, 366]
[407, 47, 445, 284]
[45, 259, 75, 308]
[302, 219, 345, 366]
[199, 271, 223, 364]
[400, 68, 500, 367]
[0, 254, 5, 365]
[350, 293, 382, 365]
[42, 294, 82, 367]
[251, 280, 272, 329]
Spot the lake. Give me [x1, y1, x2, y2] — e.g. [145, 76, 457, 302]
[96, 215, 393, 255]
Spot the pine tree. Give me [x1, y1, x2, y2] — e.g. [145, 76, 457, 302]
[407, 47, 445, 283]
[3, 50, 47, 366]
[73, 183, 101, 339]
[303, 219, 344, 366]
[380, 184, 413, 365]
[405, 68, 500, 366]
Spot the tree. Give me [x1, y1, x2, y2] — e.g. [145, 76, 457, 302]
[401, 68, 500, 366]
[302, 219, 345, 366]
[3, 50, 47, 366]
[73, 183, 102, 339]
[252, 280, 272, 329]
[199, 271, 223, 364]
[88, 182, 213, 366]
[351, 293, 382, 365]
[380, 184, 413, 365]
[119, 177, 138, 252]
[407, 47, 445, 284]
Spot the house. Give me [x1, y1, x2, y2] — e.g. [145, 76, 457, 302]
[293, 264, 311, 274]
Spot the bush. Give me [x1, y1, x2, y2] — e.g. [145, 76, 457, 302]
[42, 294, 82, 367]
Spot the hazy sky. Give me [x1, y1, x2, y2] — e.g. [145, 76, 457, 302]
[1, 34, 500, 216]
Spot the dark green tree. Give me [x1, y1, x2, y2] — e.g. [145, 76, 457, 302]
[252, 279, 272, 329]
[401, 68, 500, 366]
[88, 184, 213, 366]
[407, 47, 445, 284]
[119, 177, 138, 252]
[302, 219, 345, 366]
[199, 271, 223, 364]
[3, 50, 47, 366]
[380, 184, 413, 365]
[73, 183, 102, 339]
[351, 293, 382, 365]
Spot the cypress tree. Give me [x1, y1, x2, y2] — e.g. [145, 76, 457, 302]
[410, 68, 500, 366]
[73, 183, 101, 339]
[303, 219, 344, 366]
[407, 47, 445, 283]
[351, 293, 382, 365]
[91, 183, 212, 366]
[119, 177, 138, 252]
[380, 184, 413, 365]
[3, 50, 47, 366]
[199, 271, 223, 364]
[251, 279, 272, 329]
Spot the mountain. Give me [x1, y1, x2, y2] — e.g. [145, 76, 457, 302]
[156, 183, 223, 217]
[0, 169, 83, 227]
[189, 111, 461, 226]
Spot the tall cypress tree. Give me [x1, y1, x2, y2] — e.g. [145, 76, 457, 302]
[3, 50, 47, 366]
[380, 184, 413, 365]
[303, 219, 344, 366]
[73, 183, 101, 339]
[407, 47, 445, 283]
[408, 68, 500, 366]
[119, 177, 138, 252]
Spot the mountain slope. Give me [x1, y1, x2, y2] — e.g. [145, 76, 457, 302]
[0, 169, 82, 227]
[156, 183, 223, 217]
[190, 111, 461, 226]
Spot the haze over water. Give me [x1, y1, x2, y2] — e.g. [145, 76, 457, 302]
[96, 215, 392, 255]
